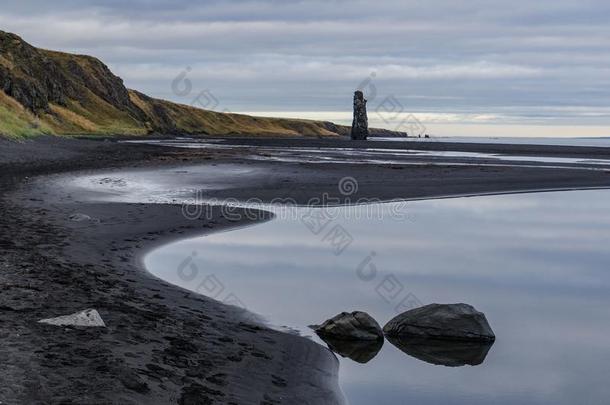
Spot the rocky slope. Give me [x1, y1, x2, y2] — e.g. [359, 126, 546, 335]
[0, 30, 402, 139]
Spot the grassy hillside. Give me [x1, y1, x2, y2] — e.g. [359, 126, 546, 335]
[0, 90, 53, 138]
[127, 90, 343, 137]
[0, 30, 399, 139]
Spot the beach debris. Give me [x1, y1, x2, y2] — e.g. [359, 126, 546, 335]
[69, 213, 100, 224]
[38, 309, 106, 327]
[318, 335, 384, 363]
[311, 311, 383, 341]
[383, 303, 495, 342]
[386, 335, 494, 367]
[350, 90, 369, 140]
[69, 213, 92, 222]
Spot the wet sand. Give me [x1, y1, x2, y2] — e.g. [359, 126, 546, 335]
[1, 135, 610, 404]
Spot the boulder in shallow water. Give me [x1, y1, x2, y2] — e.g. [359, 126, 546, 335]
[387, 335, 493, 367]
[38, 309, 106, 327]
[311, 311, 383, 341]
[383, 303, 495, 342]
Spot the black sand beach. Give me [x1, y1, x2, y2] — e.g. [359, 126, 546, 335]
[2, 136, 610, 404]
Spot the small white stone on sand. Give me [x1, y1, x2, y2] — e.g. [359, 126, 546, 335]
[38, 309, 106, 327]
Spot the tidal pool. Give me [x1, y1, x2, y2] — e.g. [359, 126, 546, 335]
[145, 190, 610, 404]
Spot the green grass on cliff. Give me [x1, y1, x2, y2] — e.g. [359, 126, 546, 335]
[0, 92, 52, 138]
[0, 87, 342, 139]
[127, 90, 342, 137]
[0, 89, 141, 139]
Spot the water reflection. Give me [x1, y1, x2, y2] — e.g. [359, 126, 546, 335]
[317, 335, 384, 364]
[386, 336, 494, 367]
[145, 190, 610, 405]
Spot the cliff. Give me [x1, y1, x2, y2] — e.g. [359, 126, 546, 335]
[0, 30, 401, 139]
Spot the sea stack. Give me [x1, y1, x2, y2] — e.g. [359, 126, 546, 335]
[351, 90, 369, 140]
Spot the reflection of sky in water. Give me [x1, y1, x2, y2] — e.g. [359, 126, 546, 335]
[373, 136, 610, 148]
[145, 190, 610, 405]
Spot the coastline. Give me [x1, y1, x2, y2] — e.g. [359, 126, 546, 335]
[2, 136, 610, 404]
[1, 138, 345, 405]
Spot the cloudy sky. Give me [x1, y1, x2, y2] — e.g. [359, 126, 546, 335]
[2, 0, 610, 136]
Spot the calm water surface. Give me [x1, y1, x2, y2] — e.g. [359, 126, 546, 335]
[373, 136, 610, 148]
[145, 190, 610, 404]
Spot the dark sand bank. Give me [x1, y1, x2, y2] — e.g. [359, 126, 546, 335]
[1, 136, 610, 404]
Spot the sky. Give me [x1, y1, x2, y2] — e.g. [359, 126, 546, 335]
[2, 0, 610, 137]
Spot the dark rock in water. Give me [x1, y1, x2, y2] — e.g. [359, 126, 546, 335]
[383, 303, 495, 342]
[311, 311, 383, 341]
[319, 335, 383, 364]
[350, 90, 369, 140]
[387, 335, 494, 367]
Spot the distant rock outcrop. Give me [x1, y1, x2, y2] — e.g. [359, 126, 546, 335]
[383, 303, 495, 342]
[350, 90, 369, 140]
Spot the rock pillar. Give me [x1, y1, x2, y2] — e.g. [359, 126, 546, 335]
[351, 90, 369, 140]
